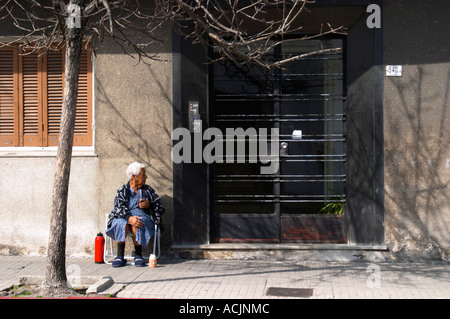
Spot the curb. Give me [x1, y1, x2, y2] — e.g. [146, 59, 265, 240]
[85, 276, 113, 294]
[16, 275, 122, 296]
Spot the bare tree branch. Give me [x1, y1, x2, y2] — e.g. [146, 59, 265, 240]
[99, 0, 113, 34]
[1, 0, 346, 67]
[0, 0, 166, 62]
[157, 0, 347, 68]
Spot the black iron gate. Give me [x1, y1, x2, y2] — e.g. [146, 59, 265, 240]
[210, 39, 347, 243]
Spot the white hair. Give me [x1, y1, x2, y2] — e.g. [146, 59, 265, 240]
[126, 162, 145, 179]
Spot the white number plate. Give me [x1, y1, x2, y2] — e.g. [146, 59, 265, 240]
[386, 65, 402, 77]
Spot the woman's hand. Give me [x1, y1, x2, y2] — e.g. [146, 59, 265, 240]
[138, 199, 150, 209]
[128, 216, 143, 228]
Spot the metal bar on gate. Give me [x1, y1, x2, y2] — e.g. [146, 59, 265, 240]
[214, 180, 345, 182]
[215, 200, 346, 203]
[153, 224, 160, 259]
[217, 195, 346, 199]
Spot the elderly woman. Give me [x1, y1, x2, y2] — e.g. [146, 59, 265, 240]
[106, 162, 164, 267]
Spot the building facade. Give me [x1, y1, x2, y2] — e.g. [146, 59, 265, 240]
[0, 0, 448, 261]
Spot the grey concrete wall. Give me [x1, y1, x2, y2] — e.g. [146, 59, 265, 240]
[0, 27, 173, 256]
[1, 1, 449, 262]
[383, 0, 450, 260]
[0, 157, 100, 255]
[93, 29, 174, 256]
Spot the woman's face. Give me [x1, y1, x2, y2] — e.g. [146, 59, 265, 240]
[132, 168, 147, 189]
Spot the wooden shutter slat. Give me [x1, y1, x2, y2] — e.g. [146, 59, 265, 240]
[45, 48, 92, 146]
[75, 51, 88, 135]
[0, 50, 14, 135]
[21, 53, 40, 143]
[0, 49, 18, 146]
[73, 49, 92, 145]
[46, 50, 63, 143]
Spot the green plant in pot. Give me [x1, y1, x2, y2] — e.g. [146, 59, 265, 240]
[319, 189, 344, 215]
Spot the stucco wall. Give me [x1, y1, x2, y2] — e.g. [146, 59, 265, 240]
[0, 28, 173, 256]
[93, 30, 174, 255]
[0, 157, 99, 255]
[1, 1, 449, 262]
[383, 0, 450, 260]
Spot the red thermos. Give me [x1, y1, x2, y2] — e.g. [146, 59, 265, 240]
[95, 232, 105, 263]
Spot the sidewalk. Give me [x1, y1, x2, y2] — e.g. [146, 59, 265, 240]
[0, 255, 448, 299]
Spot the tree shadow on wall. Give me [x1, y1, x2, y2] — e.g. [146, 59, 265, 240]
[95, 64, 173, 191]
[95, 63, 174, 250]
[384, 65, 450, 261]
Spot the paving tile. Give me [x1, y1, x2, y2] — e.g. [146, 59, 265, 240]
[0, 256, 448, 300]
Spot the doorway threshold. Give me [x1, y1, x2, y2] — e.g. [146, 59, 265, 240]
[172, 243, 387, 251]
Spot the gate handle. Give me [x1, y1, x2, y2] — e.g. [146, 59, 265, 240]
[280, 142, 288, 156]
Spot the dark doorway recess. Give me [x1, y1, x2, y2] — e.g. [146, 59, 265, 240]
[210, 39, 347, 243]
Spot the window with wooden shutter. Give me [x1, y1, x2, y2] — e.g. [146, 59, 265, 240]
[0, 46, 93, 147]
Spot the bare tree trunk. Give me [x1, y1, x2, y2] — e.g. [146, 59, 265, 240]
[42, 3, 84, 295]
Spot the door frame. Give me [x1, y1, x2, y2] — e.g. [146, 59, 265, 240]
[172, 1, 384, 248]
[208, 37, 348, 243]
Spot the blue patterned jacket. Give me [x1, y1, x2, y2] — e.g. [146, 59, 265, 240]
[107, 182, 165, 228]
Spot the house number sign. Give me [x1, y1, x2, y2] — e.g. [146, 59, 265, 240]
[386, 65, 402, 77]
